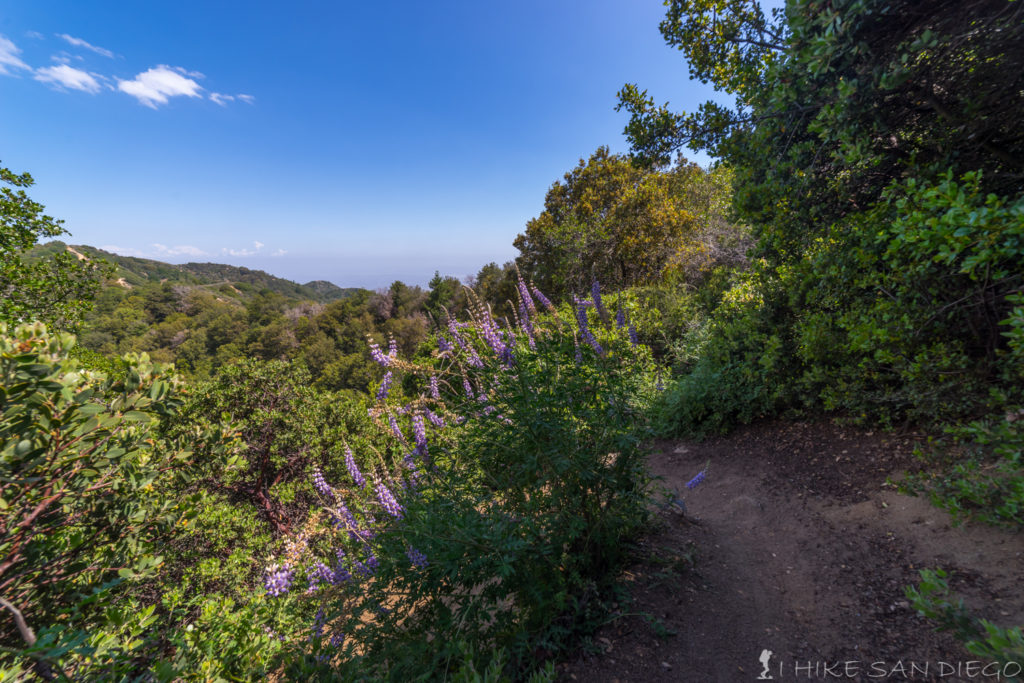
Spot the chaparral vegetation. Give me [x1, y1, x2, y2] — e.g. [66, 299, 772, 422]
[2, 0, 1022, 679]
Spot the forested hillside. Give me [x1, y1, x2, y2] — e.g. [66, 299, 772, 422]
[2, 0, 1022, 679]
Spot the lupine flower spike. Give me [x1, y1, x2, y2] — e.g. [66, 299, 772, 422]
[369, 337, 390, 367]
[312, 466, 334, 498]
[686, 462, 710, 490]
[592, 280, 609, 324]
[406, 546, 428, 568]
[376, 370, 393, 402]
[265, 564, 294, 596]
[375, 479, 404, 518]
[344, 445, 365, 487]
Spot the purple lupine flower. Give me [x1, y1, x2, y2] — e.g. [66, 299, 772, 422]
[615, 305, 626, 329]
[354, 553, 379, 578]
[335, 500, 359, 540]
[388, 337, 398, 359]
[412, 414, 427, 453]
[312, 607, 326, 637]
[429, 375, 440, 399]
[437, 335, 453, 353]
[498, 337, 515, 367]
[376, 370, 393, 402]
[628, 323, 638, 346]
[344, 446, 365, 488]
[307, 562, 333, 593]
[531, 285, 554, 311]
[480, 320, 506, 357]
[447, 318, 468, 349]
[369, 338, 390, 367]
[685, 470, 706, 489]
[406, 547, 428, 568]
[330, 633, 345, 648]
[375, 480, 404, 518]
[425, 408, 445, 428]
[467, 348, 484, 368]
[403, 450, 418, 470]
[519, 301, 536, 350]
[333, 563, 352, 585]
[462, 377, 474, 399]
[518, 279, 537, 316]
[591, 280, 608, 321]
[583, 329, 604, 355]
[573, 296, 593, 328]
[264, 564, 294, 597]
[574, 340, 582, 365]
[312, 466, 334, 498]
[389, 413, 405, 441]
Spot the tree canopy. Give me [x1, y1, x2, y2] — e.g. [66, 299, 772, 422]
[514, 147, 740, 300]
[1, 164, 109, 329]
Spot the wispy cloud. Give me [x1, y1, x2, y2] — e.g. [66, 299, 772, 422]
[35, 64, 102, 93]
[25, 31, 44, 40]
[211, 92, 255, 107]
[209, 92, 234, 106]
[272, 248, 287, 257]
[0, 35, 30, 74]
[50, 51, 83, 65]
[57, 33, 114, 58]
[153, 243, 207, 257]
[222, 241, 265, 257]
[118, 65, 202, 108]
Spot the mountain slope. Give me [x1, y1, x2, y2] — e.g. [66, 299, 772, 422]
[29, 242, 362, 304]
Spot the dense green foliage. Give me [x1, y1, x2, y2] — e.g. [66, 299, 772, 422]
[616, 0, 1022, 431]
[0, 276, 657, 678]
[514, 147, 744, 300]
[1, 168, 108, 330]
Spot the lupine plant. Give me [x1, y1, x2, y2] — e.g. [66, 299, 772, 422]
[240, 276, 659, 680]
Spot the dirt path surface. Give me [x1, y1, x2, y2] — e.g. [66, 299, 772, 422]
[561, 420, 1024, 682]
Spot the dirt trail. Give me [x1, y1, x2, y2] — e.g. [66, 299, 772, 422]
[562, 420, 1024, 682]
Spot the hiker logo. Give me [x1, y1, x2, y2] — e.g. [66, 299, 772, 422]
[757, 649, 774, 680]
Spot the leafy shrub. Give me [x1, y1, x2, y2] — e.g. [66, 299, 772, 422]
[236, 279, 658, 680]
[907, 569, 1024, 678]
[901, 414, 1024, 529]
[0, 323, 240, 678]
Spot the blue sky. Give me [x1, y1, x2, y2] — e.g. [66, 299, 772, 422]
[1, 1, 725, 288]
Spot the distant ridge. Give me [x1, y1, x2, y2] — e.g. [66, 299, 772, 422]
[28, 242, 363, 304]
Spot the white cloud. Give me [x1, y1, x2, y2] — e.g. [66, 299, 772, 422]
[222, 241, 264, 257]
[118, 65, 203, 108]
[0, 35, 30, 74]
[209, 92, 234, 106]
[272, 249, 287, 257]
[25, 31, 44, 40]
[237, 93, 255, 104]
[57, 33, 114, 58]
[35, 64, 102, 93]
[153, 243, 207, 257]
